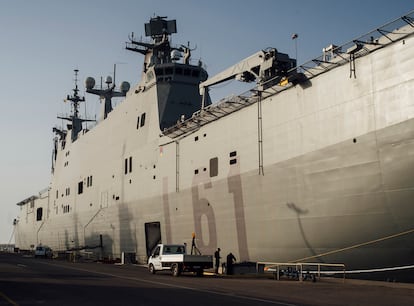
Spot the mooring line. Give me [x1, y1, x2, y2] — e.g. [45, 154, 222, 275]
[292, 228, 414, 262]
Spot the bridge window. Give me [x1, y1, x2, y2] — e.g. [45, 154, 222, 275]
[192, 70, 200, 78]
[155, 68, 163, 76]
[165, 67, 173, 75]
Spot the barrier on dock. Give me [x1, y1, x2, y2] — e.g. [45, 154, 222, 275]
[257, 262, 346, 282]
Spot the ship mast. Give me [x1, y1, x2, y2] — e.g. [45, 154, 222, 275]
[57, 69, 95, 142]
[84, 64, 130, 120]
[125, 16, 178, 70]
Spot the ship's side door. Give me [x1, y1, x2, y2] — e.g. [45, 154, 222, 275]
[145, 221, 161, 256]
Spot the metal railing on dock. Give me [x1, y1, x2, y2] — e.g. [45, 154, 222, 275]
[257, 262, 346, 282]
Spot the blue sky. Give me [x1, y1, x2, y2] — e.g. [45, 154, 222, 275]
[0, 0, 412, 243]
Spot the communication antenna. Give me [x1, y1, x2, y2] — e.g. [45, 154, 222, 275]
[292, 33, 299, 66]
[113, 63, 116, 86]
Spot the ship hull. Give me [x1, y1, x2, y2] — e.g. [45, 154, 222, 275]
[16, 116, 414, 272]
[14, 15, 414, 280]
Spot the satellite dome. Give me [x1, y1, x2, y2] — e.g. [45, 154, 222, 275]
[171, 49, 182, 61]
[85, 77, 95, 90]
[120, 81, 131, 93]
[105, 76, 113, 84]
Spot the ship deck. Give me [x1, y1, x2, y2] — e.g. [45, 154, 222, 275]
[162, 10, 414, 139]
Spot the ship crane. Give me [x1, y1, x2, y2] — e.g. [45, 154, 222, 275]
[199, 49, 298, 108]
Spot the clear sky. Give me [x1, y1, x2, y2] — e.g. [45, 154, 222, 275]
[0, 0, 412, 243]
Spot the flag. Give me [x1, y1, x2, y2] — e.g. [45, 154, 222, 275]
[292, 33, 298, 40]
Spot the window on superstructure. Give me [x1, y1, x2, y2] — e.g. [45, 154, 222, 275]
[165, 67, 173, 75]
[192, 70, 200, 78]
[129, 157, 132, 173]
[78, 181, 83, 194]
[155, 68, 163, 76]
[88, 176, 92, 187]
[63, 205, 70, 214]
[125, 157, 132, 175]
[229, 151, 237, 165]
[56, 190, 58, 199]
[87, 175, 93, 187]
[140, 113, 146, 127]
[136, 116, 140, 129]
[36, 208, 43, 221]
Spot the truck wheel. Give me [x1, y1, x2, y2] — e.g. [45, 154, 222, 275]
[171, 264, 181, 277]
[196, 268, 204, 277]
[149, 264, 156, 274]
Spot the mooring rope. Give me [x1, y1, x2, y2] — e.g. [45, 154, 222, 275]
[292, 228, 414, 263]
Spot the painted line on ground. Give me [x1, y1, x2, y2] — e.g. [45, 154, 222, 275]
[0, 291, 19, 306]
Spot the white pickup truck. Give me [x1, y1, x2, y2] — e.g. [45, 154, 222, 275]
[148, 244, 213, 276]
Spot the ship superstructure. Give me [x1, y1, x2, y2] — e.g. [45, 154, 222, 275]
[14, 13, 414, 279]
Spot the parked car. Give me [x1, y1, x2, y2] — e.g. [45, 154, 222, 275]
[34, 246, 53, 258]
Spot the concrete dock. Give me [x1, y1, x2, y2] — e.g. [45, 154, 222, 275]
[1, 253, 413, 306]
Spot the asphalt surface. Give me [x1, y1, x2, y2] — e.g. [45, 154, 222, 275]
[1, 253, 414, 305]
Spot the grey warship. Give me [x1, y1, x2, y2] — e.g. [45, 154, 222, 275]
[14, 13, 414, 278]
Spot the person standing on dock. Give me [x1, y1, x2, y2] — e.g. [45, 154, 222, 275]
[226, 252, 236, 275]
[214, 248, 221, 274]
